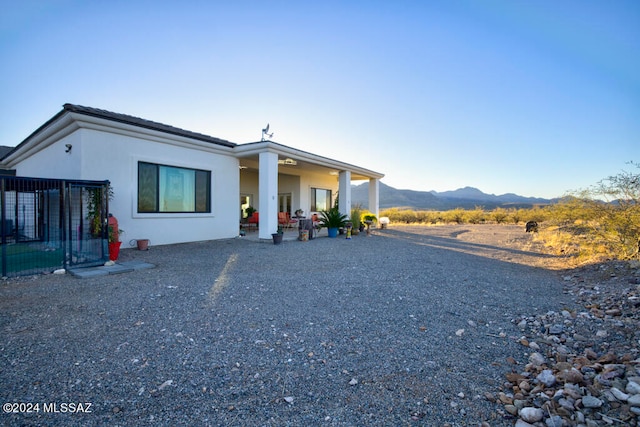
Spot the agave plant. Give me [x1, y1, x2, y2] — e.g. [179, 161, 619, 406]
[319, 208, 348, 229]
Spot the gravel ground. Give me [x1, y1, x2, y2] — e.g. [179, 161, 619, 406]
[1, 225, 575, 426]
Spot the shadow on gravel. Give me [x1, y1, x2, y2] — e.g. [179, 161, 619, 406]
[381, 227, 559, 266]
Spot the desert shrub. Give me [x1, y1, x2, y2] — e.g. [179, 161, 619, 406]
[508, 208, 523, 224]
[380, 208, 417, 223]
[491, 207, 508, 224]
[544, 162, 640, 261]
[467, 206, 486, 224]
[441, 208, 466, 224]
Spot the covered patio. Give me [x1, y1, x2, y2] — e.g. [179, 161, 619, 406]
[235, 141, 384, 241]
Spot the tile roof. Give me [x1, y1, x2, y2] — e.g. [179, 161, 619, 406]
[0, 146, 14, 158]
[63, 104, 236, 147]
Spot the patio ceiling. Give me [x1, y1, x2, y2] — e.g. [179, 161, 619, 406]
[234, 141, 383, 181]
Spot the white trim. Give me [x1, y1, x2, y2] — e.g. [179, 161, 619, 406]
[235, 141, 384, 180]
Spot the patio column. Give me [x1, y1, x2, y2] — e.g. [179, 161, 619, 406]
[368, 178, 380, 219]
[258, 151, 278, 240]
[338, 170, 351, 217]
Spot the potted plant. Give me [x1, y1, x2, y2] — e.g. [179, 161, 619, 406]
[294, 208, 304, 218]
[108, 224, 124, 260]
[271, 225, 284, 244]
[245, 206, 256, 218]
[363, 213, 377, 236]
[319, 208, 348, 238]
[351, 205, 363, 235]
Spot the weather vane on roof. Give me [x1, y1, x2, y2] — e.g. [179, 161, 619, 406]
[261, 123, 273, 141]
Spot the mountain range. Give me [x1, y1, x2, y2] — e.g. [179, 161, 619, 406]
[351, 182, 554, 210]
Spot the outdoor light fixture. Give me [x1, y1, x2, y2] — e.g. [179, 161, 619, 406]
[65, 144, 72, 153]
[278, 158, 297, 166]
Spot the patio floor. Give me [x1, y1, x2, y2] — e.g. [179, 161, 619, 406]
[240, 226, 327, 242]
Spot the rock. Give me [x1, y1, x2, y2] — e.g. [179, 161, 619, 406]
[628, 393, 640, 406]
[504, 404, 518, 415]
[609, 387, 629, 401]
[348, 378, 358, 386]
[581, 395, 603, 408]
[627, 380, 640, 395]
[515, 420, 535, 427]
[519, 406, 544, 423]
[545, 415, 564, 427]
[529, 352, 546, 366]
[549, 324, 564, 335]
[498, 392, 513, 405]
[284, 396, 294, 403]
[537, 370, 556, 387]
[518, 320, 528, 329]
[558, 368, 583, 384]
[158, 379, 173, 390]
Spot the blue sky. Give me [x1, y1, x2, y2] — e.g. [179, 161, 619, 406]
[1, 1, 638, 199]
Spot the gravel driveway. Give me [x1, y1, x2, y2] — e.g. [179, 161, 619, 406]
[0, 225, 571, 426]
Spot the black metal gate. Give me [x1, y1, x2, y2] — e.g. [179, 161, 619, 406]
[0, 176, 110, 277]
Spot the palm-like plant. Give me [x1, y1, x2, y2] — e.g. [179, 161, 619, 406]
[319, 208, 348, 229]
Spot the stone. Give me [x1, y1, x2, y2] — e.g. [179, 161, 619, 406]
[549, 324, 564, 335]
[581, 395, 603, 408]
[529, 352, 546, 366]
[545, 415, 563, 427]
[628, 393, 640, 406]
[505, 404, 518, 415]
[498, 392, 513, 405]
[559, 368, 584, 384]
[537, 370, 556, 387]
[518, 320, 528, 329]
[627, 380, 640, 395]
[515, 420, 535, 427]
[519, 407, 544, 423]
[610, 387, 629, 401]
[558, 398, 575, 411]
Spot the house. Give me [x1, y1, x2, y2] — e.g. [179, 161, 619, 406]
[1, 104, 384, 246]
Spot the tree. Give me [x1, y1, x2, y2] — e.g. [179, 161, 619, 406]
[552, 162, 640, 260]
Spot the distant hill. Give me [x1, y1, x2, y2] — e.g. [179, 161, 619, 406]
[351, 182, 553, 210]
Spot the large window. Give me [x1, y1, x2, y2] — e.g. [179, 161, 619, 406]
[311, 188, 331, 211]
[138, 162, 211, 213]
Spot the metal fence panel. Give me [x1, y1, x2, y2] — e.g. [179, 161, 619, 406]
[0, 176, 110, 277]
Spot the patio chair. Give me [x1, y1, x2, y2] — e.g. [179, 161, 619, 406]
[278, 212, 298, 229]
[246, 212, 259, 231]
